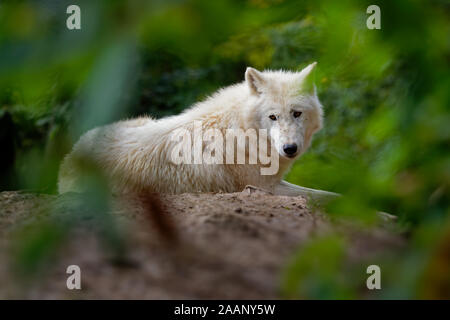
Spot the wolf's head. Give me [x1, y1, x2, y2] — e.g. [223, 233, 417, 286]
[245, 63, 323, 160]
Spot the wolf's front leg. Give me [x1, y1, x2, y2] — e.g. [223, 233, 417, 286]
[274, 180, 397, 221]
[273, 180, 340, 205]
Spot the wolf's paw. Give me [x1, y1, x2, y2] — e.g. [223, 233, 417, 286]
[376, 211, 398, 222]
[242, 185, 273, 195]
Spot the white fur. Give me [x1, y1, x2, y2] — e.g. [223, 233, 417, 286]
[58, 63, 323, 195]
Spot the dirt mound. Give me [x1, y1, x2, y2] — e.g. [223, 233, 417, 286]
[0, 188, 404, 299]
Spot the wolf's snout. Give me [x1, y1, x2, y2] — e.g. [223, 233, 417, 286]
[283, 144, 297, 157]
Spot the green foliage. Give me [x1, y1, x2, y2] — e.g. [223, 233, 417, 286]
[12, 219, 68, 279]
[282, 235, 354, 299]
[0, 0, 448, 298]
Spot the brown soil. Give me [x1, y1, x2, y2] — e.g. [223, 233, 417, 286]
[0, 188, 404, 299]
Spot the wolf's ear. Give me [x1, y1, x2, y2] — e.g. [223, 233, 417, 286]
[298, 62, 317, 79]
[245, 67, 266, 95]
[297, 62, 317, 94]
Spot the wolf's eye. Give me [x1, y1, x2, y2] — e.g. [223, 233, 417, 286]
[293, 111, 302, 118]
[269, 115, 277, 121]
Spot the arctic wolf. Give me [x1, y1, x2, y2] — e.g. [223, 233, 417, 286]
[58, 63, 338, 202]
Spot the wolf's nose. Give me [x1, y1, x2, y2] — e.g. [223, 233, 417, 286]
[283, 144, 297, 156]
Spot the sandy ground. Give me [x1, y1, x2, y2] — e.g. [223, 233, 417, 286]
[0, 188, 405, 299]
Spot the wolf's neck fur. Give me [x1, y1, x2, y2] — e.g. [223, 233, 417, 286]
[174, 82, 255, 129]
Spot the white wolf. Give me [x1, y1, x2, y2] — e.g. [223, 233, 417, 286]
[58, 63, 338, 202]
